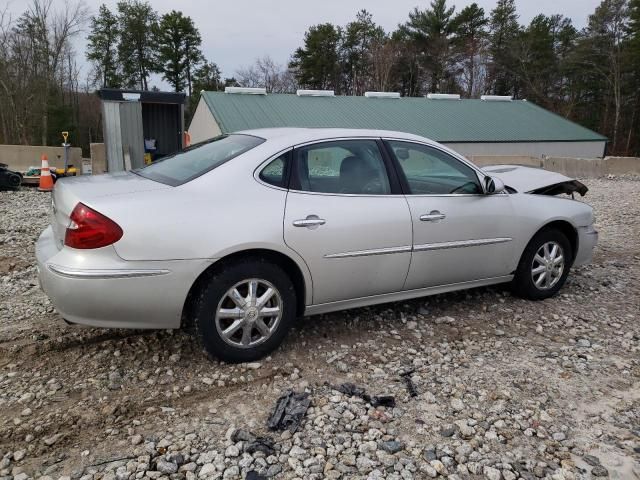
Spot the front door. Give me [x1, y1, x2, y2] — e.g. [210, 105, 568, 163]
[383, 140, 517, 290]
[283, 139, 412, 305]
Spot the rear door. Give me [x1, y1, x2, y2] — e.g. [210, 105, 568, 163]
[383, 140, 517, 289]
[283, 138, 412, 305]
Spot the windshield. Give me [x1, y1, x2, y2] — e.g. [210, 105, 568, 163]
[134, 134, 265, 186]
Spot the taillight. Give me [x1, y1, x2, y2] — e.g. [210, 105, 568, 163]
[64, 203, 123, 249]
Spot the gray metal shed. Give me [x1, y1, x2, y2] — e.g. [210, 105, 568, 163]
[99, 89, 186, 172]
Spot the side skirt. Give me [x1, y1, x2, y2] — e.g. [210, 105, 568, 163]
[303, 275, 513, 316]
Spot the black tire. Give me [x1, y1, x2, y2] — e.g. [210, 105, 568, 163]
[512, 229, 573, 300]
[193, 257, 296, 363]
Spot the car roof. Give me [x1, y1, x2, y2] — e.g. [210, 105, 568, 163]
[235, 127, 435, 145]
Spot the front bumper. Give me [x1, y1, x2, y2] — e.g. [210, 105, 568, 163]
[36, 226, 212, 329]
[574, 224, 598, 267]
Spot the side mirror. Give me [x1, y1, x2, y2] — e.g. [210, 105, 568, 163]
[484, 175, 506, 194]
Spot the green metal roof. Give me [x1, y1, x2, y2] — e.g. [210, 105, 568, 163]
[199, 92, 606, 143]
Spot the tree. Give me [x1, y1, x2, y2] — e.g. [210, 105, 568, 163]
[289, 23, 341, 90]
[488, 0, 521, 95]
[581, 0, 629, 151]
[340, 10, 385, 95]
[154, 10, 202, 94]
[627, 0, 640, 152]
[516, 15, 577, 109]
[193, 60, 223, 93]
[86, 4, 120, 88]
[117, 0, 157, 90]
[452, 3, 489, 97]
[369, 37, 399, 92]
[13, 0, 87, 145]
[404, 0, 457, 93]
[236, 56, 297, 93]
[389, 27, 423, 96]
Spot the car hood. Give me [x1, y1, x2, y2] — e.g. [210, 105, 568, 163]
[481, 165, 588, 196]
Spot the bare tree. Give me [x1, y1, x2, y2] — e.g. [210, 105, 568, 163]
[236, 56, 298, 93]
[370, 38, 399, 91]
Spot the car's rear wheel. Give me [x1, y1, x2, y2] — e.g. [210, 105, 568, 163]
[193, 258, 296, 363]
[512, 229, 572, 300]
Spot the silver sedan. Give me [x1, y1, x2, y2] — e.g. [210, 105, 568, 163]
[36, 128, 598, 362]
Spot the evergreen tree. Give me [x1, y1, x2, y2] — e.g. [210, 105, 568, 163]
[404, 0, 457, 93]
[452, 3, 489, 97]
[86, 4, 121, 88]
[582, 0, 629, 150]
[155, 10, 203, 94]
[488, 0, 521, 95]
[117, 0, 158, 90]
[289, 23, 342, 91]
[340, 10, 385, 95]
[517, 15, 577, 107]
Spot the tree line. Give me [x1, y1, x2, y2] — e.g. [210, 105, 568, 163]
[0, 0, 639, 156]
[287, 0, 640, 156]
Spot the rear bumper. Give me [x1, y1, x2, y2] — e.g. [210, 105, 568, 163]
[36, 226, 211, 329]
[574, 224, 598, 267]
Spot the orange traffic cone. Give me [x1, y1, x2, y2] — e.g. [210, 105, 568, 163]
[38, 154, 54, 192]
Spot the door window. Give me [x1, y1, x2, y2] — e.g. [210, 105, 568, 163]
[259, 152, 289, 188]
[293, 140, 391, 195]
[386, 141, 481, 195]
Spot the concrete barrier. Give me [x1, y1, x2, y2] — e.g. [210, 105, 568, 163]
[0, 145, 83, 173]
[604, 156, 640, 175]
[469, 155, 640, 178]
[542, 157, 606, 177]
[471, 155, 543, 168]
[90, 143, 107, 174]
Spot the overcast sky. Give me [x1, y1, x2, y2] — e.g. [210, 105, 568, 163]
[4, 0, 602, 87]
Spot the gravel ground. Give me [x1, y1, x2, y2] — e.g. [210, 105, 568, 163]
[0, 178, 638, 480]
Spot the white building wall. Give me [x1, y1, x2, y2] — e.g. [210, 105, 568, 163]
[187, 98, 221, 144]
[444, 141, 606, 159]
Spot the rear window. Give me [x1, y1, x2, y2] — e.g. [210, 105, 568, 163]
[134, 134, 264, 186]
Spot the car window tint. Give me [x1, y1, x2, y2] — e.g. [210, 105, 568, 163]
[134, 134, 264, 186]
[259, 153, 288, 187]
[387, 141, 481, 195]
[294, 140, 391, 195]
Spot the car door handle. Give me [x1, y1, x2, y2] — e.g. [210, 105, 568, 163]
[293, 216, 326, 227]
[420, 211, 446, 222]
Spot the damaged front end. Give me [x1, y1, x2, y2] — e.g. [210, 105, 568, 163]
[481, 165, 588, 197]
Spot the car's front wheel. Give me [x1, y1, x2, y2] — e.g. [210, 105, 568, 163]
[193, 258, 297, 363]
[512, 229, 573, 300]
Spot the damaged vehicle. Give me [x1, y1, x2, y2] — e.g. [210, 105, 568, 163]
[35, 128, 598, 362]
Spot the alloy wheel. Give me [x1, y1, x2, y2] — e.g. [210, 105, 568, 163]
[531, 241, 565, 290]
[214, 279, 283, 348]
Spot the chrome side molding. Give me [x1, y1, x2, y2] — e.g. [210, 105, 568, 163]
[324, 238, 512, 259]
[324, 245, 412, 259]
[413, 237, 512, 252]
[48, 264, 171, 279]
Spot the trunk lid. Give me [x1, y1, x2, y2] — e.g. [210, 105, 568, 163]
[50, 172, 169, 248]
[481, 165, 588, 196]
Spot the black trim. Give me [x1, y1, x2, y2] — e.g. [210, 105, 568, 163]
[378, 139, 408, 194]
[381, 140, 411, 194]
[282, 149, 293, 189]
[290, 147, 303, 191]
[439, 139, 606, 144]
[99, 88, 186, 104]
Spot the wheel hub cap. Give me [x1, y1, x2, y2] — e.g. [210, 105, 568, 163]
[214, 279, 283, 349]
[531, 241, 565, 290]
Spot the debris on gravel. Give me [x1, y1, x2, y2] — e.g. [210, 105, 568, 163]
[1, 178, 639, 479]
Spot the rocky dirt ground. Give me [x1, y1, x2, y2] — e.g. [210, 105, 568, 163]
[0, 178, 638, 480]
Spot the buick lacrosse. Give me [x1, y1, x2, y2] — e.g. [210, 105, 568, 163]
[36, 128, 597, 362]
